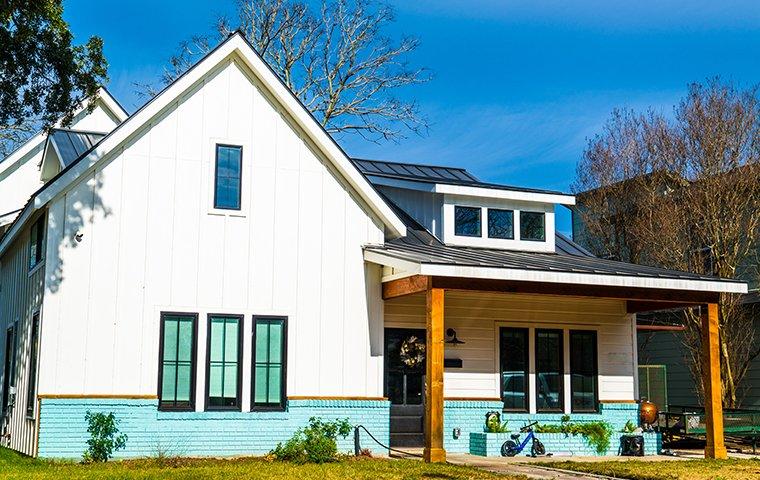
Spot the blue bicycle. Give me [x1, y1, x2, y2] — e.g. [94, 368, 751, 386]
[501, 421, 548, 457]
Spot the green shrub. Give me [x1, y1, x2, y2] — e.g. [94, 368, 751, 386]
[82, 411, 128, 462]
[535, 417, 613, 454]
[271, 417, 353, 464]
[621, 420, 637, 433]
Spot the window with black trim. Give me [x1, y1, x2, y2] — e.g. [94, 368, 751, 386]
[535, 329, 563, 412]
[214, 145, 242, 210]
[26, 312, 40, 418]
[454, 206, 481, 237]
[520, 211, 545, 241]
[252, 316, 287, 410]
[206, 315, 242, 410]
[29, 216, 45, 270]
[499, 327, 528, 412]
[488, 209, 514, 239]
[158, 313, 197, 411]
[2, 325, 17, 419]
[570, 330, 598, 412]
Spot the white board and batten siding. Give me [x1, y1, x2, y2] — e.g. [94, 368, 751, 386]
[38, 58, 388, 410]
[384, 290, 637, 408]
[0, 211, 46, 456]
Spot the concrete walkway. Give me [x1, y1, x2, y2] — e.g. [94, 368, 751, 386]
[447, 453, 618, 479]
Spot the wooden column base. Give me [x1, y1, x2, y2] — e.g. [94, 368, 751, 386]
[424, 447, 446, 463]
[705, 444, 728, 460]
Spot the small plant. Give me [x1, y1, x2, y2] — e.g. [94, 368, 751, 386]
[82, 411, 128, 462]
[271, 417, 352, 464]
[485, 412, 510, 433]
[621, 420, 637, 434]
[535, 419, 613, 454]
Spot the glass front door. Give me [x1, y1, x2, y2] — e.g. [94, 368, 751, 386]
[385, 328, 426, 447]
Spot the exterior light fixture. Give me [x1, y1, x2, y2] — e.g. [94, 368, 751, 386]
[445, 328, 465, 345]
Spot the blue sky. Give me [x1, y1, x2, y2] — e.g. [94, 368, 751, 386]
[64, 0, 760, 234]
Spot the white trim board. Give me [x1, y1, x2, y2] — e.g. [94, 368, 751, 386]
[363, 249, 748, 294]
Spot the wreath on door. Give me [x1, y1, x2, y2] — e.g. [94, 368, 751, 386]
[399, 335, 425, 368]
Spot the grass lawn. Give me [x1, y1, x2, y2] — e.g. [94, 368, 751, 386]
[547, 459, 760, 480]
[0, 447, 516, 480]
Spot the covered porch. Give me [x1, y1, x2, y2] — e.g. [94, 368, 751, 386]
[366, 242, 746, 462]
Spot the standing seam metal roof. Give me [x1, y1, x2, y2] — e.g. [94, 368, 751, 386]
[48, 129, 107, 167]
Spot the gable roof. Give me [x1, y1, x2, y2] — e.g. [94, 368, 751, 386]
[0, 32, 406, 255]
[352, 157, 576, 205]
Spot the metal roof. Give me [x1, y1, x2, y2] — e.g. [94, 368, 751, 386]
[48, 129, 106, 167]
[365, 240, 744, 285]
[352, 158, 570, 196]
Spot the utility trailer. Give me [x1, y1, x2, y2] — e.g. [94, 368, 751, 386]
[657, 405, 760, 453]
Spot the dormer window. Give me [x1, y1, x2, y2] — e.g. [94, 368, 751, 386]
[488, 209, 514, 240]
[454, 206, 481, 237]
[520, 211, 545, 241]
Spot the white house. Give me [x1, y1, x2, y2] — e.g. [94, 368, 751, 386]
[0, 33, 745, 461]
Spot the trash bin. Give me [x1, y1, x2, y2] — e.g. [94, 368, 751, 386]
[620, 435, 645, 456]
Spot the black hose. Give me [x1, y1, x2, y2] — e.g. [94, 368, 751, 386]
[354, 425, 425, 458]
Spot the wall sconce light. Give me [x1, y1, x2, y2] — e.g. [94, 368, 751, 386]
[452, 427, 461, 439]
[445, 328, 465, 345]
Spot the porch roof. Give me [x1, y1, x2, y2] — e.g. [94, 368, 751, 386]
[363, 240, 747, 295]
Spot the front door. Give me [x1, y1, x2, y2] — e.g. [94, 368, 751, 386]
[384, 328, 426, 447]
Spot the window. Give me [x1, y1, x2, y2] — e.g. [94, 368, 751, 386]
[25, 313, 40, 418]
[520, 211, 545, 241]
[206, 315, 242, 410]
[252, 317, 287, 410]
[488, 209, 514, 239]
[213, 145, 242, 210]
[2, 325, 16, 419]
[454, 206, 481, 237]
[29, 216, 45, 270]
[535, 329, 563, 412]
[499, 327, 528, 412]
[570, 330, 598, 412]
[158, 313, 197, 411]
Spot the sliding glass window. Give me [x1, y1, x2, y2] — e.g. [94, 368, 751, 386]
[252, 317, 287, 410]
[206, 315, 242, 410]
[158, 313, 197, 411]
[499, 327, 529, 412]
[570, 330, 598, 412]
[535, 329, 563, 412]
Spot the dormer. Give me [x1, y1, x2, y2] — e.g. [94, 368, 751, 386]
[353, 158, 575, 252]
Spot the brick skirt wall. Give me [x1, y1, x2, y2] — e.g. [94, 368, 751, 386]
[37, 398, 390, 459]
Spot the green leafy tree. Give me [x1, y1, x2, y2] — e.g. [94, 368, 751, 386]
[0, 1, 108, 157]
[82, 411, 128, 462]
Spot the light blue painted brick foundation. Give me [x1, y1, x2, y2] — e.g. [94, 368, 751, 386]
[38, 398, 390, 459]
[445, 401, 662, 457]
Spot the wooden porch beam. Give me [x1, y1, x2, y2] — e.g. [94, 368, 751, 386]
[382, 275, 430, 300]
[428, 276, 721, 304]
[424, 286, 446, 463]
[702, 303, 727, 459]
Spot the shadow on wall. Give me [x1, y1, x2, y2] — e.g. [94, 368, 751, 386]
[47, 171, 112, 294]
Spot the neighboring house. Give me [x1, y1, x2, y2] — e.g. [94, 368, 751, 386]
[572, 179, 760, 410]
[0, 33, 745, 461]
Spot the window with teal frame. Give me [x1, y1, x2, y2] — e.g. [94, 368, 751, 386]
[158, 313, 197, 411]
[206, 315, 242, 410]
[252, 316, 287, 410]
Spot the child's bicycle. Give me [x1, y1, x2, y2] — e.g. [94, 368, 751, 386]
[500, 421, 549, 457]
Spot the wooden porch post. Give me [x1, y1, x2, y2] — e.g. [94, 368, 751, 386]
[702, 303, 727, 459]
[424, 286, 446, 463]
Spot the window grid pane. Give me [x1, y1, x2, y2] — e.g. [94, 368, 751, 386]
[520, 211, 546, 241]
[454, 206, 481, 237]
[535, 329, 563, 412]
[570, 331, 598, 412]
[208, 316, 240, 408]
[499, 327, 528, 411]
[214, 145, 242, 210]
[159, 314, 195, 410]
[488, 209, 514, 239]
[253, 318, 285, 408]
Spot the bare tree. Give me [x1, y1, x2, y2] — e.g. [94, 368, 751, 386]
[573, 79, 760, 408]
[136, 0, 430, 143]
